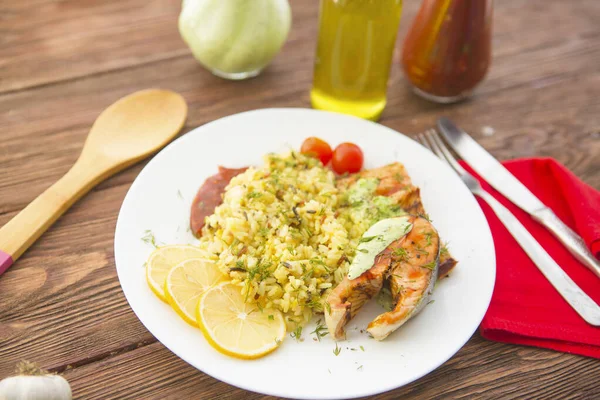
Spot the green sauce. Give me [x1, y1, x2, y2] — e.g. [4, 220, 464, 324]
[347, 216, 413, 280]
[345, 178, 405, 227]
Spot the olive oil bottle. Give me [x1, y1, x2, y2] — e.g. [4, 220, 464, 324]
[310, 0, 403, 121]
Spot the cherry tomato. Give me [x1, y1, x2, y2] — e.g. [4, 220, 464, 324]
[301, 137, 333, 165]
[331, 142, 363, 174]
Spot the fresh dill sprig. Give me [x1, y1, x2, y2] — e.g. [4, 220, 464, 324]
[424, 231, 433, 246]
[392, 247, 408, 261]
[291, 325, 303, 342]
[258, 227, 270, 236]
[247, 191, 263, 199]
[333, 342, 341, 356]
[359, 235, 381, 244]
[360, 345, 365, 352]
[310, 320, 329, 342]
[141, 230, 158, 248]
[440, 243, 449, 257]
[422, 260, 437, 270]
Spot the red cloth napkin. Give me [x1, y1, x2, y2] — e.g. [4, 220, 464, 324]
[463, 158, 600, 358]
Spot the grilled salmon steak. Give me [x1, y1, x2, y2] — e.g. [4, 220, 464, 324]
[325, 227, 412, 340]
[325, 216, 439, 340]
[367, 217, 439, 340]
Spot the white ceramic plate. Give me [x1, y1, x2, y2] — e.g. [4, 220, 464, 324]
[115, 109, 495, 399]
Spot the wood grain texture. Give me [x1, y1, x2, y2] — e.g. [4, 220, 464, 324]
[1, 0, 599, 399]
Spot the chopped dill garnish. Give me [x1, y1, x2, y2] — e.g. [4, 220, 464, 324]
[291, 326, 303, 342]
[440, 243, 449, 257]
[309, 258, 324, 265]
[177, 189, 184, 200]
[258, 227, 270, 236]
[247, 191, 263, 199]
[303, 267, 314, 280]
[357, 365, 363, 371]
[360, 345, 365, 352]
[392, 247, 408, 260]
[268, 315, 274, 320]
[310, 320, 329, 341]
[307, 295, 322, 311]
[350, 348, 358, 351]
[423, 231, 433, 246]
[325, 302, 332, 315]
[333, 342, 341, 356]
[359, 235, 381, 243]
[421, 213, 431, 222]
[356, 248, 369, 254]
[427, 300, 435, 305]
[141, 230, 158, 248]
[422, 260, 437, 270]
[415, 247, 429, 256]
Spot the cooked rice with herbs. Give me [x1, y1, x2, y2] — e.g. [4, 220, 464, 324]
[196, 151, 405, 330]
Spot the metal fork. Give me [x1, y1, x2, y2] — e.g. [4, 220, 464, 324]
[417, 128, 600, 326]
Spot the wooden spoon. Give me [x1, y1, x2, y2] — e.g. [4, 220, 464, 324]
[0, 89, 187, 275]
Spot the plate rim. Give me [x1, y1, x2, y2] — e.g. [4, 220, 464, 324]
[114, 107, 496, 399]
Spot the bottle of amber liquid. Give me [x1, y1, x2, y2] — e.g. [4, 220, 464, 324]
[310, 0, 403, 121]
[402, 0, 493, 103]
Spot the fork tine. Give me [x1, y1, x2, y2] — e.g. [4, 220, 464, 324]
[416, 132, 433, 151]
[425, 129, 468, 175]
[421, 129, 447, 161]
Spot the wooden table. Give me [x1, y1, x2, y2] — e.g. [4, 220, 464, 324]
[1, 1, 599, 399]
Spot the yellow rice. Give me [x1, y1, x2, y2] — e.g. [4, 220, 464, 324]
[196, 151, 362, 330]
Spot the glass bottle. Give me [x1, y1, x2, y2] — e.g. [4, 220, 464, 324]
[178, 0, 291, 80]
[310, 0, 403, 121]
[402, 0, 493, 103]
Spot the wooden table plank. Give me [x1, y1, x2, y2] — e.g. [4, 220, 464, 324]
[1, 0, 598, 94]
[1, 0, 599, 398]
[1, 26, 598, 216]
[59, 337, 600, 400]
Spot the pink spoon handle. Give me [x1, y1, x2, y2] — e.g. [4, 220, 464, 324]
[0, 250, 13, 276]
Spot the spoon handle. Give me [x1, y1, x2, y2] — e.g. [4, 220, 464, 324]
[0, 159, 105, 275]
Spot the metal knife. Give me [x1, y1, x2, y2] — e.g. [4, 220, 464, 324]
[437, 117, 600, 279]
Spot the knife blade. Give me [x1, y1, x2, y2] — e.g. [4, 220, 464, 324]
[437, 117, 546, 214]
[437, 117, 600, 278]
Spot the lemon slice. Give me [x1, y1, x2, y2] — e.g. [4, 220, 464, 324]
[164, 258, 228, 326]
[146, 245, 206, 302]
[197, 282, 286, 359]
